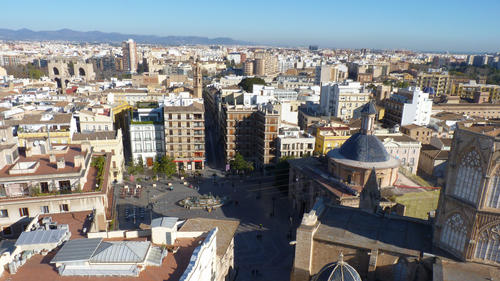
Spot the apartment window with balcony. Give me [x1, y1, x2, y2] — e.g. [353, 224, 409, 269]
[40, 206, 49, 214]
[168, 114, 172, 120]
[19, 208, 29, 217]
[0, 209, 8, 218]
[59, 204, 69, 212]
[178, 114, 181, 120]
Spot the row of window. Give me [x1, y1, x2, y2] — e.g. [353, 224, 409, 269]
[84, 125, 110, 131]
[165, 113, 203, 120]
[441, 213, 500, 264]
[0, 204, 69, 218]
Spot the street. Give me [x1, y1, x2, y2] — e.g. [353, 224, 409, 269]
[114, 168, 296, 281]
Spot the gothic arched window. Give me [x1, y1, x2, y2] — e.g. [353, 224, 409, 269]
[455, 150, 482, 204]
[474, 224, 500, 263]
[440, 214, 467, 252]
[488, 171, 500, 208]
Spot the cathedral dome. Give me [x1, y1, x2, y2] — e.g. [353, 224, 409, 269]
[336, 133, 390, 162]
[313, 253, 362, 281]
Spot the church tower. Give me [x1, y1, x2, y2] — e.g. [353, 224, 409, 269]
[434, 122, 500, 265]
[193, 62, 202, 98]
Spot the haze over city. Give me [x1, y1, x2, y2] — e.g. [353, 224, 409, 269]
[1, 0, 500, 52]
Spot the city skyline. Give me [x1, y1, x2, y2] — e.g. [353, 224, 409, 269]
[1, 0, 499, 52]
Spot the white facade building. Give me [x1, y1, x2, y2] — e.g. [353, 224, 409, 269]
[129, 107, 165, 167]
[320, 80, 371, 120]
[399, 87, 433, 126]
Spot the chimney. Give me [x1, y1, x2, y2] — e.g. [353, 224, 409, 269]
[56, 157, 66, 169]
[81, 142, 91, 153]
[74, 155, 84, 168]
[49, 153, 56, 163]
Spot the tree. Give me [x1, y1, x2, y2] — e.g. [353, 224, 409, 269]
[274, 156, 294, 191]
[135, 158, 144, 174]
[238, 77, 266, 92]
[230, 153, 254, 174]
[152, 156, 177, 179]
[160, 156, 177, 179]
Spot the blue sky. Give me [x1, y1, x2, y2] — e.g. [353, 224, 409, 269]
[1, 0, 499, 52]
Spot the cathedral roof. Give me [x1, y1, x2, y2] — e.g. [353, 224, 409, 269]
[313, 254, 362, 281]
[334, 133, 390, 162]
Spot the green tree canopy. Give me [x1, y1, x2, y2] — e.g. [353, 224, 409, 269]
[274, 156, 294, 190]
[230, 153, 254, 174]
[153, 156, 177, 179]
[238, 77, 266, 92]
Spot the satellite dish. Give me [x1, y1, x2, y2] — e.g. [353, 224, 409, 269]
[34, 140, 39, 146]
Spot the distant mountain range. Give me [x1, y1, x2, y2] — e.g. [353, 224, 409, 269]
[0, 28, 253, 46]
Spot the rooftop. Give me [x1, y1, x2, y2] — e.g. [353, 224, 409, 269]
[0, 237, 201, 281]
[315, 204, 433, 255]
[179, 218, 239, 257]
[0, 144, 87, 179]
[72, 131, 116, 141]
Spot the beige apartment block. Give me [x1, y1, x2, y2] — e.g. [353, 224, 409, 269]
[164, 102, 205, 172]
[72, 130, 125, 182]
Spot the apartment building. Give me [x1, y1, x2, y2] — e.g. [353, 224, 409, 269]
[0, 142, 112, 237]
[276, 127, 315, 159]
[122, 39, 138, 73]
[78, 107, 113, 133]
[416, 71, 451, 96]
[15, 113, 76, 148]
[72, 130, 125, 182]
[453, 80, 500, 102]
[164, 102, 205, 171]
[400, 124, 433, 144]
[314, 124, 351, 155]
[220, 104, 258, 162]
[130, 105, 165, 167]
[320, 80, 371, 120]
[255, 104, 281, 166]
[377, 134, 421, 174]
[383, 87, 432, 127]
[315, 64, 348, 85]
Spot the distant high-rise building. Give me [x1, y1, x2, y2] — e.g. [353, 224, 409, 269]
[122, 39, 138, 73]
[193, 63, 203, 98]
[308, 45, 318, 51]
[243, 60, 254, 76]
[416, 71, 450, 96]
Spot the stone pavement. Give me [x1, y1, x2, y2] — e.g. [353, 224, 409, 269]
[114, 171, 296, 281]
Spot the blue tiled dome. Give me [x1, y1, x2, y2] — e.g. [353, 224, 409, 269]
[337, 133, 390, 162]
[313, 260, 362, 281]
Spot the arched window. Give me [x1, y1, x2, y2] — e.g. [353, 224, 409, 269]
[455, 150, 482, 203]
[440, 214, 467, 252]
[488, 172, 500, 208]
[474, 224, 500, 263]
